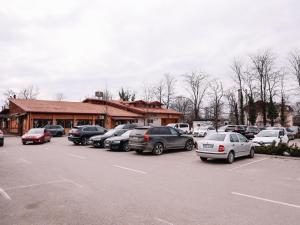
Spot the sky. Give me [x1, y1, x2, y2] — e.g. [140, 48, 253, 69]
[1, 0, 300, 106]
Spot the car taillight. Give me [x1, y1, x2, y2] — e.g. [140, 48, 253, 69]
[144, 134, 150, 142]
[218, 145, 225, 152]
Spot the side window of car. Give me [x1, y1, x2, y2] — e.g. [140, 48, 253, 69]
[279, 131, 284, 137]
[230, 134, 239, 142]
[237, 134, 247, 142]
[170, 128, 178, 135]
[160, 127, 172, 135]
[148, 128, 160, 135]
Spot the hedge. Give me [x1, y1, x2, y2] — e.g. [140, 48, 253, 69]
[254, 142, 300, 157]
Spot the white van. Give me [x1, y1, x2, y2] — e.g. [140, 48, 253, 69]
[167, 123, 190, 134]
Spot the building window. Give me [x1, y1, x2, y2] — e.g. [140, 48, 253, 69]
[76, 120, 92, 126]
[95, 119, 104, 127]
[147, 119, 154, 124]
[56, 119, 73, 128]
[33, 119, 52, 128]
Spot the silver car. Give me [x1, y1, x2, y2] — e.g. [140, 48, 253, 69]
[196, 132, 254, 163]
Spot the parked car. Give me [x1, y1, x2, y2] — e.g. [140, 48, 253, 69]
[129, 126, 194, 155]
[104, 130, 132, 151]
[68, 125, 107, 145]
[252, 129, 289, 146]
[90, 129, 128, 148]
[167, 123, 190, 134]
[0, 129, 4, 147]
[114, 123, 138, 130]
[22, 128, 52, 145]
[193, 126, 215, 137]
[196, 132, 254, 163]
[288, 126, 299, 136]
[265, 127, 290, 140]
[244, 126, 260, 139]
[44, 125, 65, 137]
[286, 127, 295, 140]
[224, 125, 246, 135]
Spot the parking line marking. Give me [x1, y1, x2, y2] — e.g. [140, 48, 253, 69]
[229, 158, 267, 170]
[0, 188, 11, 200]
[68, 154, 86, 160]
[19, 158, 31, 164]
[232, 192, 300, 209]
[60, 176, 83, 188]
[154, 217, 174, 225]
[4, 179, 67, 191]
[113, 165, 147, 174]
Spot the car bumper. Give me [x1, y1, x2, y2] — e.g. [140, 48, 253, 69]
[22, 138, 43, 143]
[68, 136, 81, 143]
[195, 150, 227, 159]
[91, 140, 104, 147]
[129, 142, 153, 152]
[0, 137, 3, 145]
[108, 143, 122, 150]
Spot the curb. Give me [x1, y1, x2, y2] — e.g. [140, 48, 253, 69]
[256, 153, 300, 160]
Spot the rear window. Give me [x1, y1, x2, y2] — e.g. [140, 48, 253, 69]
[179, 124, 189, 128]
[131, 128, 148, 136]
[205, 134, 226, 141]
[147, 127, 171, 135]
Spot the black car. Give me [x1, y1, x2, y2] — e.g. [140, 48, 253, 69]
[104, 130, 132, 151]
[244, 126, 260, 139]
[90, 129, 128, 148]
[68, 125, 107, 145]
[224, 125, 246, 135]
[44, 125, 65, 137]
[129, 126, 194, 155]
[0, 129, 4, 147]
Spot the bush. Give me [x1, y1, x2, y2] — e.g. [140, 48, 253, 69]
[254, 142, 300, 157]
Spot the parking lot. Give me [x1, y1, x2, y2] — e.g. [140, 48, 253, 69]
[1, 136, 300, 225]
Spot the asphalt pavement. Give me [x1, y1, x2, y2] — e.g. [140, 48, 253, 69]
[0, 136, 300, 225]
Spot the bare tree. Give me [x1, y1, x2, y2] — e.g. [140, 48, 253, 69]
[231, 59, 245, 124]
[289, 50, 300, 89]
[225, 89, 239, 125]
[184, 71, 208, 120]
[142, 83, 155, 102]
[250, 50, 274, 126]
[3, 89, 17, 108]
[54, 93, 65, 101]
[18, 85, 39, 100]
[163, 74, 176, 109]
[209, 80, 224, 131]
[170, 96, 193, 122]
[153, 79, 165, 104]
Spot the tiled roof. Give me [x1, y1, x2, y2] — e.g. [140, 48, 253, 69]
[9, 99, 143, 118]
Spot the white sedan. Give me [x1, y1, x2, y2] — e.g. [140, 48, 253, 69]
[193, 126, 215, 137]
[252, 130, 289, 146]
[196, 132, 254, 163]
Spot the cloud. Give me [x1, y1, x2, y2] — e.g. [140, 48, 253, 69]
[0, 0, 299, 106]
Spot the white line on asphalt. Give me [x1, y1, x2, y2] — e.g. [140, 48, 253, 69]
[59, 176, 83, 188]
[229, 158, 268, 170]
[68, 153, 86, 160]
[19, 158, 31, 164]
[154, 217, 174, 225]
[232, 192, 300, 209]
[0, 188, 11, 200]
[4, 179, 67, 191]
[113, 165, 147, 174]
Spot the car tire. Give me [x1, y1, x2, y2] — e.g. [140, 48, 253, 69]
[122, 142, 130, 152]
[0, 142, 3, 147]
[74, 142, 80, 145]
[227, 151, 235, 164]
[185, 140, 194, 151]
[249, 148, 255, 158]
[22, 141, 26, 145]
[200, 157, 207, 161]
[81, 137, 89, 146]
[135, 149, 143, 154]
[152, 142, 164, 155]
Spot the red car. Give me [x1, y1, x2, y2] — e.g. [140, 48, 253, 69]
[22, 128, 52, 145]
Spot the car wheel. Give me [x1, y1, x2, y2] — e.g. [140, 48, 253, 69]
[81, 137, 89, 146]
[135, 149, 143, 154]
[22, 141, 26, 145]
[74, 142, 80, 145]
[153, 142, 164, 155]
[249, 148, 255, 158]
[227, 151, 235, 164]
[200, 157, 207, 161]
[122, 142, 130, 152]
[185, 140, 194, 151]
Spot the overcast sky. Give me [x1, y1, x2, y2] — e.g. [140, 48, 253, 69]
[1, 0, 299, 105]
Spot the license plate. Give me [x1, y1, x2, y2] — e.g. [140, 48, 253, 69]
[203, 144, 213, 148]
[27, 141, 34, 144]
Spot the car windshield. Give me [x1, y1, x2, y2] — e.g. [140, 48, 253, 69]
[257, 130, 278, 137]
[205, 133, 226, 141]
[28, 129, 44, 134]
[121, 130, 132, 137]
[114, 125, 125, 129]
[105, 130, 116, 136]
